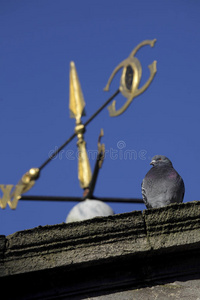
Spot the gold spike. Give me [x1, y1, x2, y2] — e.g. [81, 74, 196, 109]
[69, 61, 86, 124]
[75, 124, 92, 189]
[69, 61, 92, 189]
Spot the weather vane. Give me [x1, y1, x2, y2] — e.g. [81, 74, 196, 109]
[0, 39, 157, 210]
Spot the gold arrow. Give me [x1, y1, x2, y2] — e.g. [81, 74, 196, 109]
[69, 61, 92, 189]
[69, 61, 86, 125]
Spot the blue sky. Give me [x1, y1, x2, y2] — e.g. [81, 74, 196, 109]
[1, 0, 200, 236]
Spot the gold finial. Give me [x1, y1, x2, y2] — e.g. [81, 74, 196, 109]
[69, 61, 86, 124]
[69, 61, 92, 189]
[16, 168, 40, 194]
[104, 39, 157, 117]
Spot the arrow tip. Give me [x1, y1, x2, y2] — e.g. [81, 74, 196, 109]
[69, 61, 86, 124]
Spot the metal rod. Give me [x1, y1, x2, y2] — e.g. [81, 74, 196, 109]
[20, 195, 83, 202]
[83, 89, 120, 127]
[39, 133, 76, 171]
[85, 152, 103, 199]
[96, 196, 144, 204]
[39, 89, 120, 171]
[20, 195, 144, 204]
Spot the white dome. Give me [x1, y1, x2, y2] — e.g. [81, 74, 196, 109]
[66, 199, 114, 223]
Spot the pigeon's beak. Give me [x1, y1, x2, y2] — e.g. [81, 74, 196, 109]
[150, 160, 156, 166]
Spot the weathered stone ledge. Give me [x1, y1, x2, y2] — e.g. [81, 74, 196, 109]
[1, 201, 200, 299]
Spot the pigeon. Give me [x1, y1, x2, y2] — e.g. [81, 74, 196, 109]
[142, 155, 185, 208]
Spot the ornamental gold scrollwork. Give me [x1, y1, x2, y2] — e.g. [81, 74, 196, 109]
[104, 39, 157, 117]
[0, 168, 39, 209]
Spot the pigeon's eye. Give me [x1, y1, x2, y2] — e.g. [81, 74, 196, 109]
[158, 158, 162, 161]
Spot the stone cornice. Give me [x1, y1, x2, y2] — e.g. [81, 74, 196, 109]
[1, 201, 200, 299]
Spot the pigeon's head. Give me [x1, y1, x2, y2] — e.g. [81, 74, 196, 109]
[150, 155, 173, 167]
